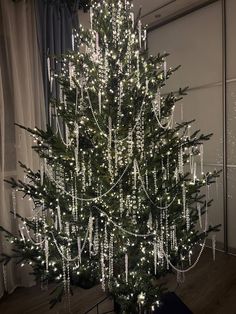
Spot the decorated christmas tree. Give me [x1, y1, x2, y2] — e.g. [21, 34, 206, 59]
[1, 0, 220, 312]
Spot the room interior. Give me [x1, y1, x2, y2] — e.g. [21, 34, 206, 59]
[0, 0, 235, 313]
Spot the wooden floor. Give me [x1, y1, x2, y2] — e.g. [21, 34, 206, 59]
[0, 248, 236, 314]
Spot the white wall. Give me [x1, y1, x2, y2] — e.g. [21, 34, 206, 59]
[148, 0, 236, 249]
[226, 0, 236, 252]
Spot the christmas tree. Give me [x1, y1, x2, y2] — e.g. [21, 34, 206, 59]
[1, 0, 220, 312]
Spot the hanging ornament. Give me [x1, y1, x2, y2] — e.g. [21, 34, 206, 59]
[136, 50, 140, 88]
[57, 204, 62, 231]
[104, 224, 109, 252]
[45, 238, 49, 272]
[114, 132, 118, 177]
[145, 170, 149, 190]
[117, 81, 123, 128]
[155, 88, 161, 118]
[12, 190, 17, 219]
[62, 248, 67, 294]
[182, 183, 186, 217]
[193, 162, 197, 184]
[66, 249, 71, 309]
[40, 160, 44, 186]
[93, 220, 99, 255]
[145, 79, 149, 93]
[77, 236, 81, 263]
[108, 235, 114, 281]
[125, 253, 128, 283]
[69, 62, 75, 89]
[90, 7, 93, 30]
[98, 90, 102, 114]
[19, 225, 25, 243]
[153, 240, 157, 275]
[65, 222, 70, 237]
[54, 215, 58, 230]
[186, 207, 190, 231]
[163, 58, 167, 80]
[128, 127, 133, 160]
[72, 32, 75, 51]
[130, 12, 134, 28]
[138, 20, 142, 48]
[197, 202, 202, 228]
[81, 157, 86, 192]
[174, 167, 178, 183]
[133, 159, 137, 189]
[119, 183, 124, 215]
[108, 116, 113, 181]
[178, 146, 184, 175]
[167, 155, 170, 180]
[153, 167, 158, 194]
[74, 124, 79, 175]
[188, 251, 192, 266]
[101, 242, 106, 291]
[143, 29, 147, 50]
[200, 144, 204, 175]
[47, 57, 51, 81]
[95, 32, 99, 55]
[171, 225, 177, 250]
[65, 123, 70, 147]
[88, 213, 94, 255]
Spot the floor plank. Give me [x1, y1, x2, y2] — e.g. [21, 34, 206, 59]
[0, 248, 235, 313]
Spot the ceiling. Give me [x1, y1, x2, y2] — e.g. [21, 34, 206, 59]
[133, 0, 212, 28]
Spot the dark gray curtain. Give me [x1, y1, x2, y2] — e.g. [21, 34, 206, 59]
[35, 0, 79, 123]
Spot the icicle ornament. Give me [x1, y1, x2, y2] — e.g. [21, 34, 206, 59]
[101, 242, 106, 291]
[197, 202, 202, 228]
[57, 204, 62, 231]
[130, 12, 134, 28]
[88, 214, 94, 255]
[90, 7, 93, 30]
[138, 20, 142, 48]
[93, 220, 99, 255]
[125, 253, 128, 283]
[154, 241, 157, 275]
[109, 235, 114, 281]
[12, 190, 16, 219]
[47, 57, 51, 81]
[200, 144, 204, 175]
[72, 33, 75, 51]
[163, 58, 167, 80]
[98, 90, 102, 114]
[45, 238, 49, 272]
[40, 161, 44, 186]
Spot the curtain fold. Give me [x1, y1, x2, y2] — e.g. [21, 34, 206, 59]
[0, 0, 46, 298]
[35, 0, 79, 121]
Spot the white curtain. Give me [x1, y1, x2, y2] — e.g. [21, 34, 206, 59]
[0, 0, 46, 297]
